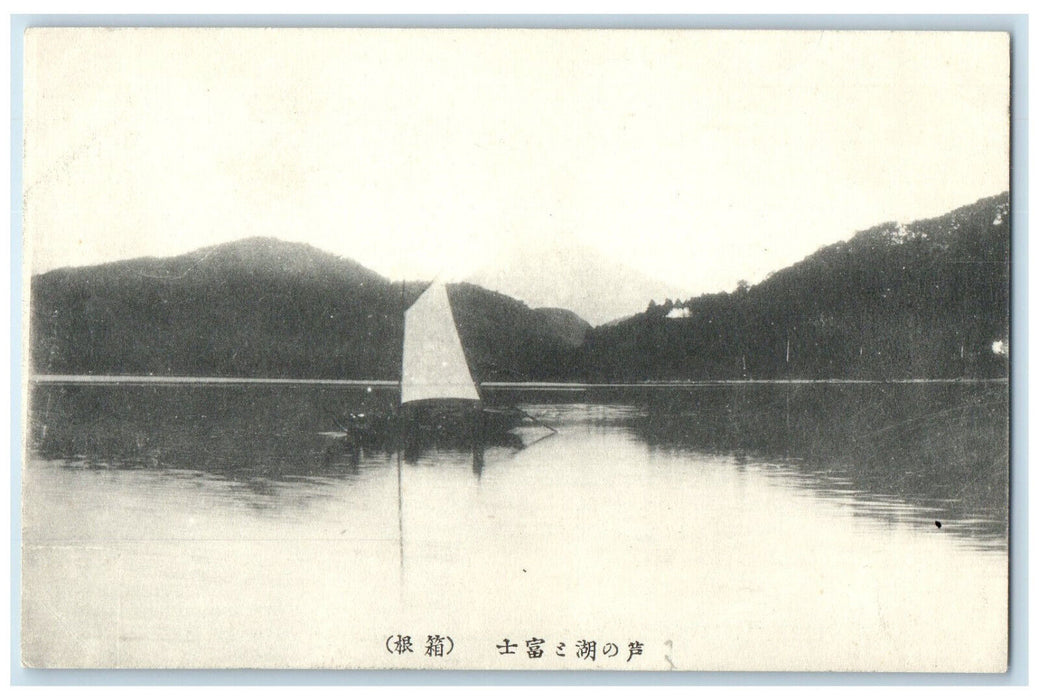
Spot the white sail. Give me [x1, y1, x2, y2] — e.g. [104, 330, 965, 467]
[401, 282, 480, 404]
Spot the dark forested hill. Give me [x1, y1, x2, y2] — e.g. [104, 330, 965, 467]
[531, 308, 592, 347]
[448, 285, 585, 381]
[31, 192, 1011, 383]
[581, 193, 1010, 380]
[30, 238, 582, 381]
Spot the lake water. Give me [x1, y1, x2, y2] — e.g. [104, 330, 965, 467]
[22, 382, 1008, 670]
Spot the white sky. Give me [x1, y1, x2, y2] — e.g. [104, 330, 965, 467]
[23, 29, 1009, 296]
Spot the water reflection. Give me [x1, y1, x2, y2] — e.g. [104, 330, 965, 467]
[27, 382, 1007, 546]
[639, 383, 1008, 545]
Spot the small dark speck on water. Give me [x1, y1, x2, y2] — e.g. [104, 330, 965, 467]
[522, 568, 527, 573]
[935, 521, 942, 529]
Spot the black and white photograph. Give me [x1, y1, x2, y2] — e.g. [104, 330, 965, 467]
[20, 27, 1010, 671]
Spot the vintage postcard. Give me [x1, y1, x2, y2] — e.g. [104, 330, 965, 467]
[20, 28, 1010, 671]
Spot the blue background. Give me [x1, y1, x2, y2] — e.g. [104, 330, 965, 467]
[9, 13, 1029, 686]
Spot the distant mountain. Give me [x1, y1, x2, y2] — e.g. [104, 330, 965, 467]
[30, 238, 582, 381]
[581, 193, 1010, 380]
[467, 239, 688, 326]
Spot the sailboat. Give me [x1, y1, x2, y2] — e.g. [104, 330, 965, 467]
[322, 281, 525, 451]
[399, 281, 522, 437]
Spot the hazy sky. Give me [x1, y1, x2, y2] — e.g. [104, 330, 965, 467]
[24, 29, 1009, 298]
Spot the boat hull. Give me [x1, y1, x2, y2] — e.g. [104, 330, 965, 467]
[401, 401, 524, 439]
[323, 401, 524, 453]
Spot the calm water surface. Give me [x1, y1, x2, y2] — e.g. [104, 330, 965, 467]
[23, 383, 1008, 670]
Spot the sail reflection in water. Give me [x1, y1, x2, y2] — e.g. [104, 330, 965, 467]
[23, 381, 1007, 669]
